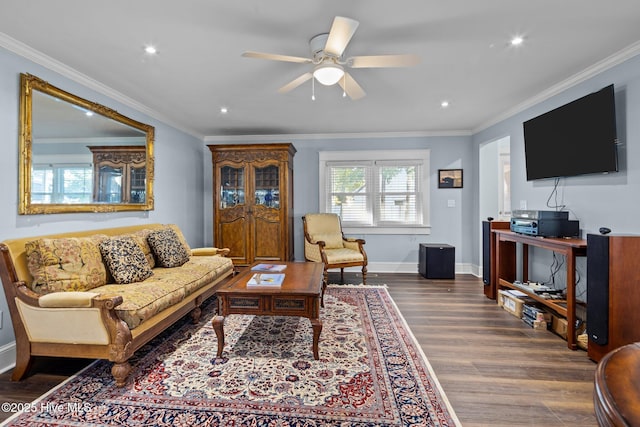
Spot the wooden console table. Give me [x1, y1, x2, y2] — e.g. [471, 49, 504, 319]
[493, 230, 587, 350]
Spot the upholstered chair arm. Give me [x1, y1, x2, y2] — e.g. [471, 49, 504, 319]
[343, 238, 366, 253]
[304, 238, 325, 263]
[191, 247, 231, 257]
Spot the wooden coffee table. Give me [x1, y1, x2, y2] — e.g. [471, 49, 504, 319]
[212, 262, 324, 359]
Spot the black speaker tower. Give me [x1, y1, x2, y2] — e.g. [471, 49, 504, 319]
[586, 234, 609, 346]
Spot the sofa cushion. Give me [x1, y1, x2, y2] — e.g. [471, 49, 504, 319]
[147, 228, 190, 268]
[93, 255, 234, 329]
[99, 237, 154, 284]
[25, 235, 108, 294]
[93, 281, 186, 330]
[151, 255, 234, 295]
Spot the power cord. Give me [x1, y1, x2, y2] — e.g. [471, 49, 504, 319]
[546, 178, 566, 211]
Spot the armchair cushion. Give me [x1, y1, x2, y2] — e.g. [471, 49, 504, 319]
[323, 248, 366, 264]
[25, 235, 108, 294]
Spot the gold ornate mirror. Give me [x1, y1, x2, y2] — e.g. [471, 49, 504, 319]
[18, 73, 155, 214]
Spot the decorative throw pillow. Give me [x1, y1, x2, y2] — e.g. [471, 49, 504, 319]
[147, 228, 190, 268]
[165, 224, 191, 253]
[117, 229, 156, 269]
[99, 237, 153, 284]
[25, 235, 108, 294]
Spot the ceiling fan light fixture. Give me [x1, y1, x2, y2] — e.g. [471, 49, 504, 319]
[313, 63, 344, 86]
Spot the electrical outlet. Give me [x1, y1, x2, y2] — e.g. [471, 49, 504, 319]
[447, 199, 456, 208]
[520, 200, 527, 210]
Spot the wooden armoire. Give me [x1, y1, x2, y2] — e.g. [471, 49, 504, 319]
[88, 145, 147, 203]
[208, 143, 296, 265]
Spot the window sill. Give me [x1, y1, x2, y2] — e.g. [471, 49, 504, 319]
[342, 226, 431, 235]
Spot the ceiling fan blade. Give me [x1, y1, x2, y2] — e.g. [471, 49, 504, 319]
[242, 51, 312, 64]
[338, 72, 366, 100]
[349, 54, 420, 68]
[324, 16, 359, 57]
[278, 72, 313, 93]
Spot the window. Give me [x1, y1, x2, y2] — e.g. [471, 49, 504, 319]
[32, 164, 93, 203]
[319, 150, 430, 234]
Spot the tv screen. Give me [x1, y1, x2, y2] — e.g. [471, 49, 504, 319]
[523, 85, 618, 181]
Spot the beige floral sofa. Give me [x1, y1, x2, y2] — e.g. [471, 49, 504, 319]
[0, 223, 233, 387]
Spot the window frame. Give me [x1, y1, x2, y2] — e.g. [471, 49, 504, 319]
[319, 150, 431, 235]
[31, 163, 93, 204]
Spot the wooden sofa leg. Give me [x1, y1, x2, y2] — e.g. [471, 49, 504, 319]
[362, 266, 367, 285]
[191, 307, 202, 324]
[11, 346, 33, 381]
[112, 361, 132, 387]
[340, 268, 344, 283]
[191, 296, 203, 323]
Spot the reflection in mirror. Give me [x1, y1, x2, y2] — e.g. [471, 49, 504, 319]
[19, 73, 154, 214]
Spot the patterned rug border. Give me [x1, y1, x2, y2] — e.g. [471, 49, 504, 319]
[326, 282, 460, 425]
[2, 284, 461, 427]
[364, 284, 461, 427]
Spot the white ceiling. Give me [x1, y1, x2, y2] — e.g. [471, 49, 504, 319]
[2, 1, 640, 139]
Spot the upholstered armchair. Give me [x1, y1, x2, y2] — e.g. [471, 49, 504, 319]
[302, 213, 367, 296]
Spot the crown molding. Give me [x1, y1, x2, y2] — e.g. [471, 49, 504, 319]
[204, 129, 471, 143]
[5, 30, 638, 143]
[473, 40, 640, 134]
[0, 32, 204, 140]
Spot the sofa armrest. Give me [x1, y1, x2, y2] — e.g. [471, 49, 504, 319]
[39, 291, 101, 308]
[191, 247, 231, 257]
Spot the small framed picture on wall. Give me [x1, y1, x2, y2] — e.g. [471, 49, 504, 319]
[438, 169, 463, 188]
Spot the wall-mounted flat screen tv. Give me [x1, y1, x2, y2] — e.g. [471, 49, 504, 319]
[523, 84, 618, 181]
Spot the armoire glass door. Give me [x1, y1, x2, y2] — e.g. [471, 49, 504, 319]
[254, 165, 279, 208]
[96, 165, 123, 203]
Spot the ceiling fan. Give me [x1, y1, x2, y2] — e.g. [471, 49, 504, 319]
[242, 16, 420, 100]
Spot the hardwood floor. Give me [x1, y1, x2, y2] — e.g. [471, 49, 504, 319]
[0, 273, 598, 426]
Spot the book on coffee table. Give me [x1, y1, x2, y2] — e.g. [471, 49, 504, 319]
[247, 273, 285, 287]
[251, 263, 287, 272]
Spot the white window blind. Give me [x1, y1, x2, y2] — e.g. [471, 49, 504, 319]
[319, 150, 430, 234]
[32, 164, 93, 203]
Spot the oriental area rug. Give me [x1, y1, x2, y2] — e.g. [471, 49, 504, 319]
[4, 285, 460, 426]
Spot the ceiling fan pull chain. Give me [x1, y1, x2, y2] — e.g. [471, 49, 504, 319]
[342, 73, 347, 98]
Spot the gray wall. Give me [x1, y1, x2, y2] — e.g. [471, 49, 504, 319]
[0, 47, 205, 354]
[204, 134, 475, 272]
[472, 53, 640, 296]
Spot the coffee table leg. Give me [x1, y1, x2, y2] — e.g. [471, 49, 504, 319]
[212, 315, 225, 358]
[311, 318, 322, 360]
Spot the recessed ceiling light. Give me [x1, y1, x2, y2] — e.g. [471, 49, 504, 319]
[510, 36, 524, 46]
[85, 111, 94, 117]
[144, 45, 157, 54]
[441, 101, 450, 108]
[220, 107, 228, 114]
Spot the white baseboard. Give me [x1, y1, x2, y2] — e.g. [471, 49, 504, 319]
[343, 262, 482, 276]
[0, 341, 16, 374]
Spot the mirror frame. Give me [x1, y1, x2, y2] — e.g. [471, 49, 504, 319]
[18, 73, 155, 214]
